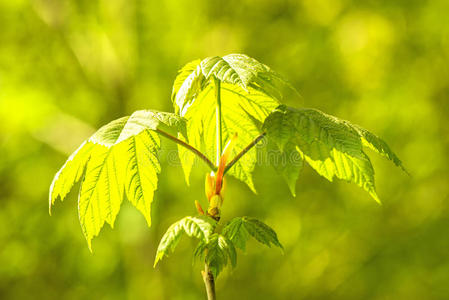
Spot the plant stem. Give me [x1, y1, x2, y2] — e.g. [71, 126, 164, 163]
[200, 77, 222, 300]
[202, 263, 216, 300]
[224, 132, 266, 175]
[214, 78, 223, 165]
[155, 129, 216, 171]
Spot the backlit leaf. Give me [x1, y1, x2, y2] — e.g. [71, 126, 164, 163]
[49, 110, 184, 249]
[263, 105, 406, 201]
[172, 54, 294, 190]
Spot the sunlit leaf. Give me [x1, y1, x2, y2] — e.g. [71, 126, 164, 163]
[172, 54, 294, 190]
[266, 141, 304, 196]
[49, 110, 184, 249]
[263, 105, 406, 201]
[48, 141, 95, 213]
[178, 84, 279, 191]
[172, 59, 207, 116]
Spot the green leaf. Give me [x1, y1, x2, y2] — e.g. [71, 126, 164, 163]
[48, 141, 94, 213]
[263, 105, 406, 202]
[172, 54, 294, 190]
[222, 217, 249, 251]
[223, 217, 283, 251]
[172, 59, 202, 101]
[351, 124, 408, 174]
[49, 110, 184, 249]
[266, 141, 304, 196]
[193, 240, 208, 262]
[194, 234, 237, 277]
[77, 143, 127, 250]
[172, 54, 292, 116]
[172, 59, 207, 116]
[243, 218, 283, 249]
[178, 83, 279, 191]
[154, 216, 216, 267]
[119, 130, 161, 227]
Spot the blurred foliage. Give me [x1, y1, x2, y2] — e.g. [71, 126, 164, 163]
[1, 0, 449, 299]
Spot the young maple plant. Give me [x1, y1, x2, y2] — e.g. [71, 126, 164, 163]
[49, 54, 406, 299]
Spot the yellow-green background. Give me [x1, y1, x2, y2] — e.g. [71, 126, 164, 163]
[1, 0, 448, 299]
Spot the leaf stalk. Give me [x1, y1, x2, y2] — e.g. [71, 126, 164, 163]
[201, 77, 223, 300]
[214, 78, 223, 165]
[224, 132, 266, 175]
[155, 129, 216, 171]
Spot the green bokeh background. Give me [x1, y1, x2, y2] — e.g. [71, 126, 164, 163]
[1, 0, 449, 299]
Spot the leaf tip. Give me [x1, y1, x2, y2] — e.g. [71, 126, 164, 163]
[287, 184, 296, 197]
[142, 213, 152, 228]
[153, 256, 161, 268]
[402, 166, 411, 177]
[48, 195, 53, 215]
[48, 182, 56, 216]
[277, 243, 285, 254]
[277, 241, 284, 251]
[87, 240, 93, 253]
[370, 192, 382, 205]
[248, 181, 258, 195]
